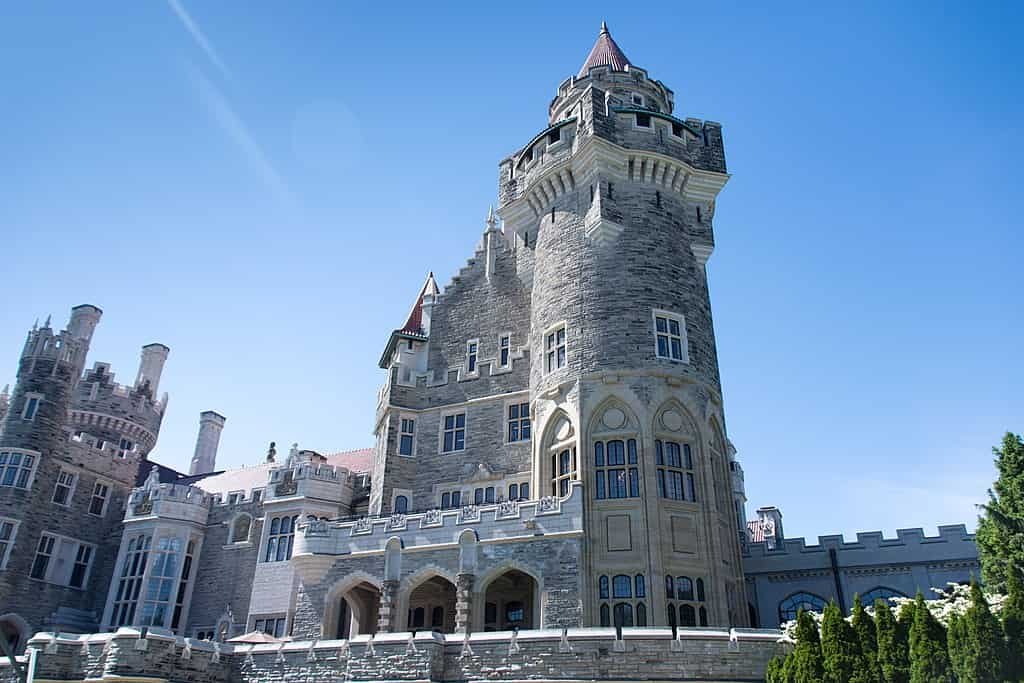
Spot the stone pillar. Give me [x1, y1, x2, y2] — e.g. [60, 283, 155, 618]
[377, 579, 399, 633]
[455, 573, 475, 634]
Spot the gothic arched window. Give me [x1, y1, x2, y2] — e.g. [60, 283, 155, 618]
[778, 592, 827, 624]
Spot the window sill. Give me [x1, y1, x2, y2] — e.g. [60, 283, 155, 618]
[223, 542, 253, 550]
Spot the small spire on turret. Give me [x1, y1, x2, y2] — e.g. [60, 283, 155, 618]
[32, 319, 38, 332]
[485, 205, 498, 232]
[43, 315, 51, 329]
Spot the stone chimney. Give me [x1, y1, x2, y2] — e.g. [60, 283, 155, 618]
[189, 411, 226, 476]
[135, 343, 170, 397]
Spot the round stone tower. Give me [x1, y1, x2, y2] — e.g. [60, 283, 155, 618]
[500, 25, 746, 627]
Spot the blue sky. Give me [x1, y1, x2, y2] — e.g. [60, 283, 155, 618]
[1, 2, 1021, 541]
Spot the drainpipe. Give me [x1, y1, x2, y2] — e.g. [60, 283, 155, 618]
[829, 548, 846, 613]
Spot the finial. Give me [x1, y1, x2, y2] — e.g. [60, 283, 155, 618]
[32, 318, 38, 332]
[485, 205, 497, 231]
[600, 20, 609, 34]
[44, 314, 51, 328]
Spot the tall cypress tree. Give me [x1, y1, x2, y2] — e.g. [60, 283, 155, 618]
[1004, 568, 1024, 682]
[960, 581, 1005, 682]
[976, 432, 1024, 589]
[947, 612, 968, 681]
[908, 593, 953, 683]
[789, 609, 824, 683]
[876, 599, 910, 683]
[821, 601, 861, 683]
[851, 594, 881, 681]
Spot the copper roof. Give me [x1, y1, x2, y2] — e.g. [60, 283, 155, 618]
[578, 22, 631, 77]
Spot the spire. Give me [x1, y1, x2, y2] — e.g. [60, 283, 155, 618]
[485, 205, 498, 233]
[578, 22, 631, 78]
[400, 273, 440, 335]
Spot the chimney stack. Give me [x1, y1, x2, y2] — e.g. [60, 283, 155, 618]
[135, 343, 170, 397]
[189, 411, 226, 476]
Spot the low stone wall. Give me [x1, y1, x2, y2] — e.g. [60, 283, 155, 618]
[1, 626, 786, 682]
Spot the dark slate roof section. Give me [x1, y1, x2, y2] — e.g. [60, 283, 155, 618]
[578, 22, 631, 77]
[135, 460, 190, 487]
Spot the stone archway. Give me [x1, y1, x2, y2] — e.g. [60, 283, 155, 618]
[322, 574, 381, 639]
[481, 569, 538, 632]
[0, 614, 31, 655]
[405, 575, 457, 633]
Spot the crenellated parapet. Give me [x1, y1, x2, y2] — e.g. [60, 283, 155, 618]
[126, 480, 213, 525]
[264, 448, 357, 507]
[69, 361, 168, 457]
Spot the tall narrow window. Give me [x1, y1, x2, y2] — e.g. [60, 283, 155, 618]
[0, 519, 17, 569]
[171, 540, 196, 630]
[52, 469, 77, 505]
[22, 394, 41, 421]
[113, 535, 151, 626]
[90, 479, 110, 516]
[265, 515, 298, 562]
[594, 439, 639, 499]
[30, 534, 56, 580]
[398, 418, 415, 456]
[394, 495, 409, 514]
[442, 413, 466, 453]
[466, 341, 478, 375]
[440, 490, 461, 509]
[69, 544, 93, 588]
[499, 335, 510, 367]
[653, 312, 687, 362]
[545, 326, 566, 373]
[141, 536, 181, 627]
[507, 403, 531, 442]
[551, 448, 576, 496]
[656, 440, 696, 501]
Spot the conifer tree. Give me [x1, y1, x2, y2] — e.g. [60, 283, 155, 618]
[851, 594, 881, 681]
[788, 609, 824, 683]
[821, 601, 861, 683]
[959, 581, 1005, 683]
[976, 432, 1024, 589]
[876, 599, 910, 683]
[765, 654, 787, 683]
[947, 612, 968, 681]
[908, 592, 953, 683]
[1004, 568, 1024, 682]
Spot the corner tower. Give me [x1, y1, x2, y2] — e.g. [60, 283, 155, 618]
[500, 25, 746, 627]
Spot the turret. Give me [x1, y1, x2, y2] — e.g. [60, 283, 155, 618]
[189, 410, 226, 476]
[135, 343, 170, 397]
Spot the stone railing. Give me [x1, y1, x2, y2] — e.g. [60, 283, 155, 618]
[8, 626, 787, 683]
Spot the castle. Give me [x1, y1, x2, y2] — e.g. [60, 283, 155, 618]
[0, 24, 979, 682]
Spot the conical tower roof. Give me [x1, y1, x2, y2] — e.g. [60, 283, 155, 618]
[578, 22, 631, 77]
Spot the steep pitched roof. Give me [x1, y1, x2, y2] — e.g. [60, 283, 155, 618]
[400, 272, 439, 335]
[181, 447, 374, 497]
[578, 22, 631, 77]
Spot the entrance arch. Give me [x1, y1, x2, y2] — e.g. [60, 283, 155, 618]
[403, 574, 457, 633]
[0, 614, 31, 655]
[322, 573, 381, 639]
[479, 568, 540, 631]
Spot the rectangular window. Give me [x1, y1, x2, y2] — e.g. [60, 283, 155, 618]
[22, 394, 42, 421]
[52, 469, 77, 506]
[30, 533, 95, 589]
[466, 341, 478, 375]
[440, 490, 462, 509]
[0, 450, 38, 490]
[398, 418, 415, 456]
[0, 518, 18, 569]
[254, 617, 287, 638]
[442, 413, 466, 453]
[113, 534, 151, 627]
[264, 515, 298, 563]
[507, 402, 531, 442]
[671, 122, 684, 138]
[545, 326, 566, 373]
[499, 335, 510, 368]
[656, 440, 696, 502]
[632, 93, 645, 106]
[653, 311, 688, 362]
[594, 440, 640, 500]
[635, 113, 652, 128]
[30, 534, 56, 580]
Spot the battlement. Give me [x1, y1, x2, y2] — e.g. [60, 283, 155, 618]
[19, 324, 87, 371]
[69, 362, 168, 456]
[126, 480, 213, 525]
[549, 62, 674, 123]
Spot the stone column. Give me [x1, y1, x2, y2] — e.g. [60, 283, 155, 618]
[455, 573, 475, 633]
[377, 579, 399, 633]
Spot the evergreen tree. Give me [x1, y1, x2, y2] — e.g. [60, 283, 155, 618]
[765, 654, 788, 683]
[876, 599, 910, 683]
[959, 581, 1006, 682]
[821, 601, 862, 683]
[851, 594, 881, 681]
[788, 609, 824, 683]
[1004, 568, 1024, 682]
[908, 593, 953, 683]
[947, 612, 968, 681]
[976, 432, 1024, 589]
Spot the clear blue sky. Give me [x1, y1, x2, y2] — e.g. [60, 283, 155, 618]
[1, 2, 1021, 541]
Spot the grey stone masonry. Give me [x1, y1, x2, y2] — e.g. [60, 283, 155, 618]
[6, 626, 787, 683]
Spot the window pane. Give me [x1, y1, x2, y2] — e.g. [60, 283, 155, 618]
[671, 338, 683, 360]
[669, 319, 680, 336]
[594, 442, 604, 466]
[599, 576, 609, 599]
[656, 317, 667, 333]
[612, 575, 631, 598]
[657, 336, 669, 357]
[455, 414, 465, 428]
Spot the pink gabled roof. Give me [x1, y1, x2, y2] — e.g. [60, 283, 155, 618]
[578, 22, 632, 77]
[324, 447, 374, 474]
[188, 447, 374, 497]
[400, 272, 439, 335]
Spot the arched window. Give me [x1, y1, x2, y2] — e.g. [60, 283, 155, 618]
[635, 574, 646, 598]
[861, 587, 906, 607]
[431, 606, 444, 628]
[594, 439, 639, 499]
[613, 603, 634, 627]
[667, 604, 677, 627]
[551, 448, 576, 496]
[676, 576, 694, 601]
[778, 592, 827, 624]
[665, 575, 674, 598]
[599, 575, 609, 599]
[636, 602, 647, 627]
[655, 440, 695, 501]
[394, 496, 409, 514]
[680, 604, 696, 627]
[600, 603, 610, 627]
[698, 606, 708, 627]
[229, 514, 251, 544]
[696, 578, 705, 602]
[612, 575, 632, 599]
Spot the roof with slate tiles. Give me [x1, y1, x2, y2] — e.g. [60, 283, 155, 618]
[578, 22, 631, 77]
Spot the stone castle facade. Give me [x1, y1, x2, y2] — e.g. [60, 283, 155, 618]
[0, 25, 980, 681]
